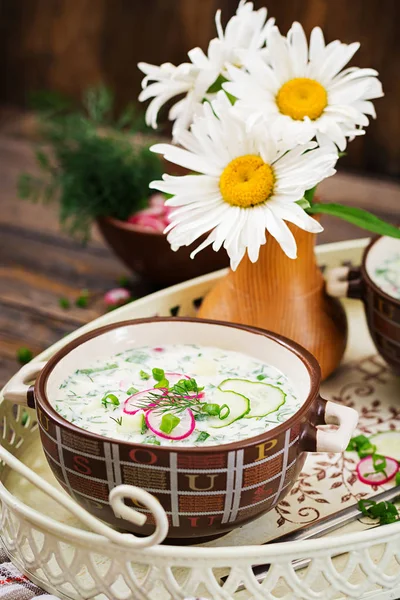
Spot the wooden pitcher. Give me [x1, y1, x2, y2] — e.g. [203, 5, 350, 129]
[198, 223, 348, 380]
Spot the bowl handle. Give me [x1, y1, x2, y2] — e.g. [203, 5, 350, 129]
[325, 265, 364, 300]
[313, 398, 359, 453]
[0, 442, 169, 548]
[2, 361, 47, 408]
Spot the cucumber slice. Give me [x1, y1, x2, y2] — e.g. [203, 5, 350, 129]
[219, 378, 286, 418]
[207, 389, 250, 428]
[370, 431, 400, 461]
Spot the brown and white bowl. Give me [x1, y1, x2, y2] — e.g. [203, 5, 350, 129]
[327, 235, 400, 373]
[3, 318, 358, 541]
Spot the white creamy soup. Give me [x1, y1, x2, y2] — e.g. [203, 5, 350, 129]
[372, 253, 400, 300]
[53, 344, 301, 447]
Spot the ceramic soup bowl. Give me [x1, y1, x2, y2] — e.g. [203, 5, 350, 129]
[3, 318, 358, 541]
[327, 235, 400, 373]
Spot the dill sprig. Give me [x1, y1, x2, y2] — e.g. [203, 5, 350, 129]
[135, 390, 204, 416]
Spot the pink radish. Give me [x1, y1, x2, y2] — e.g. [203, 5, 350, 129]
[123, 388, 164, 415]
[146, 408, 195, 440]
[356, 456, 399, 485]
[149, 193, 167, 208]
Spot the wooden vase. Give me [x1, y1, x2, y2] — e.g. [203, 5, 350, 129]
[198, 223, 348, 380]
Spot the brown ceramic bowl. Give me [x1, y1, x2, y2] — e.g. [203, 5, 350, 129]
[97, 216, 229, 286]
[4, 318, 358, 541]
[327, 235, 400, 373]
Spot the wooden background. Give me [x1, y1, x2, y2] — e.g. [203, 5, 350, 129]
[0, 0, 399, 177]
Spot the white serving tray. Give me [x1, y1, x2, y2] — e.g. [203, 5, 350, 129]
[1, 238, 400, 600]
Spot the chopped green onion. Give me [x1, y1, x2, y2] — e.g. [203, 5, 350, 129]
[196, 431, 210, 442]
[152, 368, 165, 382]
[101, 393, 120, 407]
[160, 413, 180, 435]
[126, 386, 139, 395]
[144, 436, 161, 446]
[203, 403, 221, 416]
[219, 404, 230, 420]
[140, 370, 150, 380]
[256, 374, 266, 381]
[140, 413, 148, 435]
[154, 378, 169, 389]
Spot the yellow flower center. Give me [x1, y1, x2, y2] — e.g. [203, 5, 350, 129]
[276, 77, 327, 120]
[219, 155, 275, 208]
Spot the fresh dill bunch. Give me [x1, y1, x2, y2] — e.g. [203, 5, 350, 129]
[18, 85, 163, 242]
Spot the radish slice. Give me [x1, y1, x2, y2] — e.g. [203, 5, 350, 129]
[146, 408, 195, 440]
[149, 193, 167, 208]
[356, 455, 399, 485]
[123, 388, 163, 415]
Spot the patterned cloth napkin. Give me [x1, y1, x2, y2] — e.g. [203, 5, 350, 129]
[0, 545, 60, 600]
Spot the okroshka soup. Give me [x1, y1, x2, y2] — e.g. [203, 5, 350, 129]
[5, 318, 358, 540]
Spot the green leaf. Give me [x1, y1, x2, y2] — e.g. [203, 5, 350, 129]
[304, 186, 317, 204]
[296, 198, 311, 210]
[307, 204, 400, 239]
[207, 74, 229, 94]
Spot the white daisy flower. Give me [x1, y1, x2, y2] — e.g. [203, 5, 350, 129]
[224, 22, 384, 150]
[138, 1, 273, 139]
[213, 0, 275, 75]
[149, 93, 337, 270]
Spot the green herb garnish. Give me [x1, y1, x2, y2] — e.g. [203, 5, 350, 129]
[196, 431, 210, 442]
[219, 404, 230, 420]
[126, 386, 139, 395]
[75, 289, 89, 308]
[160, 413, 180, 435]
[154, 379, 169, 389]
[396, 472, 400, 486]
[140, 370, 151, 380]
[144, 436, 161, 446]
[77, 363, 118, 375]
[17, 347, 33, 365]
[256, 374, 266, 381]
[358, 499, 399, 525]
[203, 403, 220, 416]
[59, 297, 70, 309]
[152, 368, 165, 382]
[140, 414, 148, 435]
[110, 415, 123, 426]
[101, 393, 120, 408]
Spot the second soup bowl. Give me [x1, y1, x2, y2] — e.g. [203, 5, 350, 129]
[3, 318, 358, 541]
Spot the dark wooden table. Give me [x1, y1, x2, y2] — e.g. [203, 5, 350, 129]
[1, 123, 400, 388]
